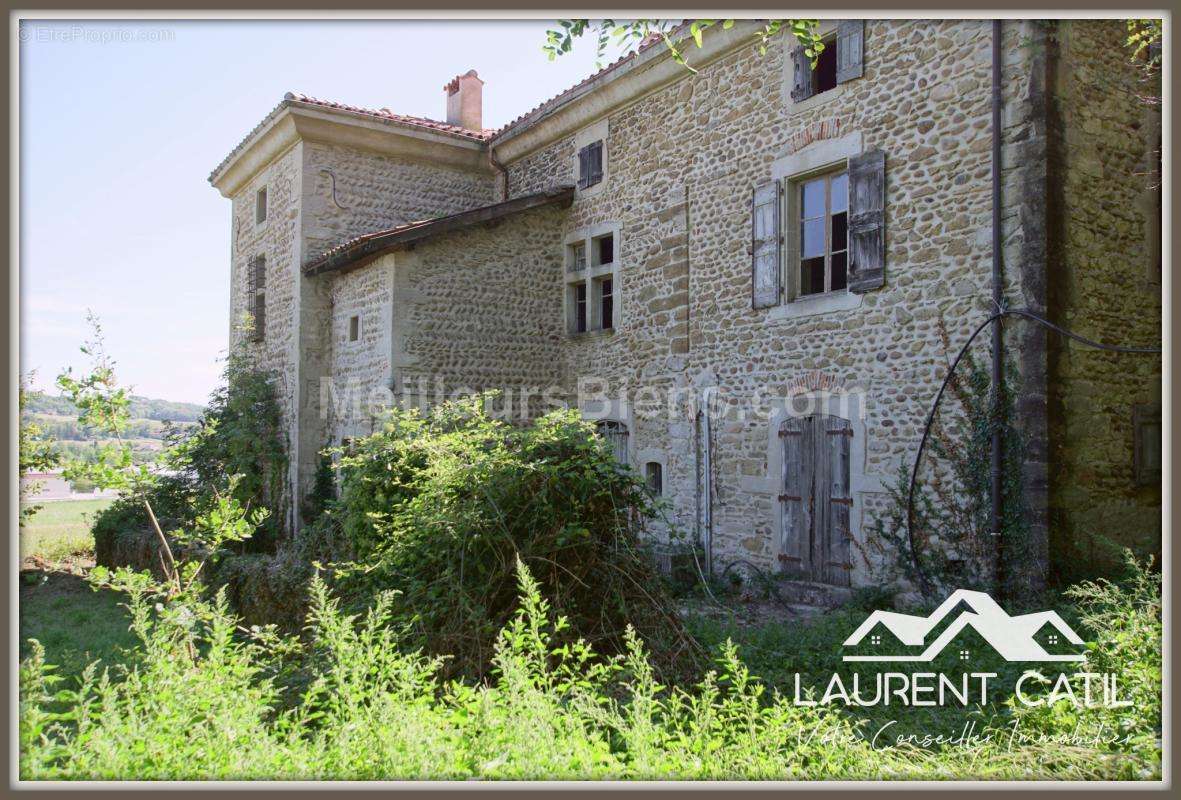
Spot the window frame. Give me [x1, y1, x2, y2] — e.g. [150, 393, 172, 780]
[348, 314, 361, 342]
[564, 224, 620, 336]
[247, 254, 266, 343]
[255, 186, 268, 225]
[785, 164, 850, 303]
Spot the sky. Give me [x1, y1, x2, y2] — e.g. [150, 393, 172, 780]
[19, 18, 606, 405]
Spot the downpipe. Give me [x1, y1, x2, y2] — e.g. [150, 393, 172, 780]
[990, 19, 1005, 585]
[696, 386, 717, 581]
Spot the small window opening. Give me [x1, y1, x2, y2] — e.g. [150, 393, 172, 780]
[348, 315, 360, 342]
[255, 187, 268, 224]
[597, 277, 614, 331]
[595, 233, 614, 266]
[813, 37, 838, 95]
[570, 242, 587, 272]
[645, 462, 663, 495]
[574, 283, 588, 334]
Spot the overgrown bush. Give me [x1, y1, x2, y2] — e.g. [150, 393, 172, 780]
[321, 396, 697, 678]
[19, 557, 1161, 780]
[90, 352, 287, 558]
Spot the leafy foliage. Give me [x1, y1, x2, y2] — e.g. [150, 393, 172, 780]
[543, 19, 823, 72]
[18, 380, 62, 523]
[869, 322, 1029, 602]
[322, 395, 697, 679]
[20, 558, 1161, 780]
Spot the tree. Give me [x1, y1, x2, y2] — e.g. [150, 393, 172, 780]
[543, 19, 823, 72]
[18, 376, 61, 524]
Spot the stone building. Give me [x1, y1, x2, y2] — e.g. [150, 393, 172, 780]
[209, 19, 1161, 592]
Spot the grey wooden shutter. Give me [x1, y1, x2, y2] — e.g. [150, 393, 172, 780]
[835, 20, 864, 84]
[751, 180, 781, 309]
[824, 416, 853, 587]
[790, 46, 813, 102]
[577, 146, 589, 189]
[779, 416, 808, 579]
[847, 149, 885, 293]
[589, 141, 603, 185]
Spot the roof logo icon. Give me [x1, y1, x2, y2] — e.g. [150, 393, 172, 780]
[842, 589, 1087, 663]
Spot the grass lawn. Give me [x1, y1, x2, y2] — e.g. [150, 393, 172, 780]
[19, 499, 136, 681]
[19, 499, 112, 560]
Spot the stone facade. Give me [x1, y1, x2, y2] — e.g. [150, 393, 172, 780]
[212, 19, 1161, 588]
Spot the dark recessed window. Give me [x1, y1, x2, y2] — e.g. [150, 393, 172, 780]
[596, 233, 614, 266]
[814, 38, 838, 94]
[248, 255, 266, 342]
[1133, 404, 1162, 486]
[574, 283, 588, 333]
[597, 277, 613, 330]
[645, 462, 663, 495]
[255, 187, 268, 224]
[348, 315, 360, 342]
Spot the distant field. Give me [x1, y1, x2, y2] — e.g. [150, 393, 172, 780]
[19, 499, 112, 560]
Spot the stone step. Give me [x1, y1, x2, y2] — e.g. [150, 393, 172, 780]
[775, 579, 853, 610]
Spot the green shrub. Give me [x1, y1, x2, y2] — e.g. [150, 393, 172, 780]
[326, 396, 696, 678]
[19, 558, 1161, 780]
[90, 355, 286, 561]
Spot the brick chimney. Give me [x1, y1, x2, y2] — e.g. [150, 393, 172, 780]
[444, 69, 483, 131]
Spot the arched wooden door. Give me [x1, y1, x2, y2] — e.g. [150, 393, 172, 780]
[779, 414, 852, 586]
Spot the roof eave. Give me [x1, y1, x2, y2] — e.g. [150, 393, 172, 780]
[303, 185, 575, 277]
[210, 100, 494, 198]
[489, 20, 762, 163]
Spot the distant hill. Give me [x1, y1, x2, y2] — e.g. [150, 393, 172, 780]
[21, 393, 205, 467]
[22, 393, 205, 424]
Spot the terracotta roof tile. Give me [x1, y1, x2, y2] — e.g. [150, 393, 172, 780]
[285, 92, 496, 140]
[211, 23, 690, 184]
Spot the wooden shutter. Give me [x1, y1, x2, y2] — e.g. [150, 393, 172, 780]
[824, 416, 853, 587]
[577, 145, 589, 189]
[779, 416, 809, 579]
[847, 149, 886, 293]
[588, 141, 603, 185]
[835, 20, 864, 84]
[751, 180, 781, 309]
[790, 46, 813, 102]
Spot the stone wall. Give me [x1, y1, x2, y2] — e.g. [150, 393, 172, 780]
[324, 204, 570, 444]
[227, 137, 499, 527]
[1045, 20, 1162, 581]
[228, 143, 304, 495]
[493, 20, 1033, 587]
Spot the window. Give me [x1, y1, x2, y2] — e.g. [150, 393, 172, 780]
[798, 170, 849, 297]
[578, 140, 604, 189]
[595, 277, 614, 330]
[573, 283, 588, 333]
[566, 226, 620, 335]
[255, 187, 268, 224]
[779, 414, 852, 586]
[348, 315, 360, 342]
[595, 233, 614, 266]
[1133, 404, 1161, 486]
[247, 255, 266, 342]
[645, 461, 663, 495]
[790, 20, 864, 103]
[569, 241, 587, 273]
[596, 420, 629, 464]
[753, 149, 884, 308]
